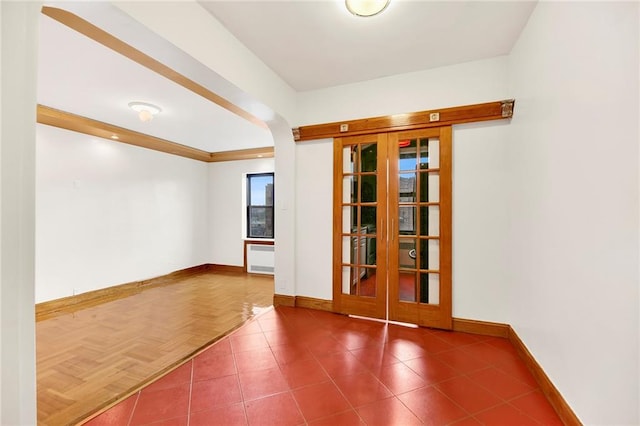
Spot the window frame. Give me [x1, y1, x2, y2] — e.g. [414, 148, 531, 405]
[246, 172, 275, 239]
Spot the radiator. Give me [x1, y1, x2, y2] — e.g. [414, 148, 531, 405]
[247, 244, 275, 275]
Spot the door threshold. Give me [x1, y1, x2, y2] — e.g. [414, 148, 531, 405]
[349, 314, 419, 328]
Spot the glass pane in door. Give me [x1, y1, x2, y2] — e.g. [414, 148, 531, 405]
[419, 138, 430, 168]
[359, 267, 377, 297]
[399, 271, 416, 302]
[398, 238, 416, 269]
[361, 175, 377, 202]
[419, 206, 439, 236]
[361, 206, 376, 232]
[343, 146, 358, 173]
[419, 273, 439, 305]
[399, 139, 417, 170]
[360, 144, 377, 172]
[342, 176, 356, 203]
[419, 239, 439, 270]
[342, 236, 354, 264]
[424, 138, 439, 168]
[399, 173, 416, 202]
[399, 206, 416, 234]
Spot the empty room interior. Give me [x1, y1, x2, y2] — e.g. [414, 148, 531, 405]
[1, 1, 639, 425]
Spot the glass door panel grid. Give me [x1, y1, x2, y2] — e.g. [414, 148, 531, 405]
[341, 143, 378, 298]
[398, 137, 440, 305]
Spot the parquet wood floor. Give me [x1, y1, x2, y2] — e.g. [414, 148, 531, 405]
[36, 270, 274, 426]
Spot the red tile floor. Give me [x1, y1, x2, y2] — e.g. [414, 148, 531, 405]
[84, 306, 563, 426]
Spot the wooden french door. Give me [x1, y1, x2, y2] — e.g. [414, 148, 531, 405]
[333, 127, 452, 329]
[332, 133, 389, 320]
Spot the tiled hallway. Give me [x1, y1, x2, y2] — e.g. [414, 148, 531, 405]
[84, 306, 562, 426]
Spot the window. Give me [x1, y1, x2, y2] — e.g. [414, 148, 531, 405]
[246, 173, 274, 238]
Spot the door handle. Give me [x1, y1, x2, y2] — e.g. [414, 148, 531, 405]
[391, 219, 395, 242]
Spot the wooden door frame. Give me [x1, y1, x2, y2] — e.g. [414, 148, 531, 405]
[326, 99, 514, 328]
[387, 127, 453, 329]
[332, 134, 388, 320]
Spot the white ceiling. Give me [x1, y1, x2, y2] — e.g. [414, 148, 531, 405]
[37, 1, 536, 154]
[37, 13, 274, 153]
[200, 1, 537, 91]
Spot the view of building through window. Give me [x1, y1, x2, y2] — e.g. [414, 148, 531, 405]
[247, 173, 274, 238]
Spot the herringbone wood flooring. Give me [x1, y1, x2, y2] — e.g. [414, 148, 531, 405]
[36, 270, 274, 426]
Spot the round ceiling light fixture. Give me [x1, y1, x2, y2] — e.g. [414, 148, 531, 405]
[345, 0, 390, 17]
[128, 101, 162, 122]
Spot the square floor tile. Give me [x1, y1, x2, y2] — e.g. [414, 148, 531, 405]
[256, 317, 287, 332]
[333, 371, 393, 407]
[435, 376, 502, 414]
[238, 367, 289, 401]
[230, 333, 270, 353]
[305, 334, 348, 356]
[332, 330, 378, 351]
[270, 342, 313, 366]
[245, 392, 304, 426]
[349, 346, 401, 373]
[279, 358, 330, 389]
[460, 341, 519, 365]
[189, 402, 247, 426]
[144, 362, 193, 393]
[474, 403, 540, 426]
[262, 329, 298, 347]
[376, 362, 427, 395]
[398, 385, 468, 425]
[193, 353, 236, 382]
[130, 383, 190, 426]
[202, 338, 233, 357]
[435, 348, 492, 374]
[315, 351, 368, 379]
[138, 416, 187, 426]
[494, 358, 539, 389]
[292, 381, 351, 422]
[420, 333, 456, 354]
[429, 330, 482, 348]
[402, 354, 461, 385]
[83, 393, 138, 426]
[510, 391, 564, 425]
[356, 397, 422, 426]
[233, 320, 264, 336]
[450, 417, 482, 425]
[468, 367, 535, 400]
[190, 374, 242, 413]
[234, 347, 278, 373]
[308, 409, 365, 425]
[385, 338, 428, 361]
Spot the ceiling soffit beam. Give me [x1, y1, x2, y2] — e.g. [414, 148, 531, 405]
[37, 104, 212, 162]
[293, 99, 515, 141]
[37, 105, 274, 163]
[209, 147, 274, 162]
[41, 6, 269, 131]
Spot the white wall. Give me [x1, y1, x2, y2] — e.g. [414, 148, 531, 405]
[294, 57, 512, 323]
[296, 56, 509, 125]
[208, 157, 274, 267]
[507, 2, 639, 424]
[113, 1, 296, 127]
[294, 139, 333, 300]
[1, 2, 39, 424]
[452, 121, 510, 322]
[35, 125, 210, 303]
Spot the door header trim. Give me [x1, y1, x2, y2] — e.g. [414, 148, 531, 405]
[293, 99, 514, 141]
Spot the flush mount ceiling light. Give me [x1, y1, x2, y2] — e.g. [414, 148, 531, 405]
[345, 0, 390, 17]
[128, 101, 162, 122]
